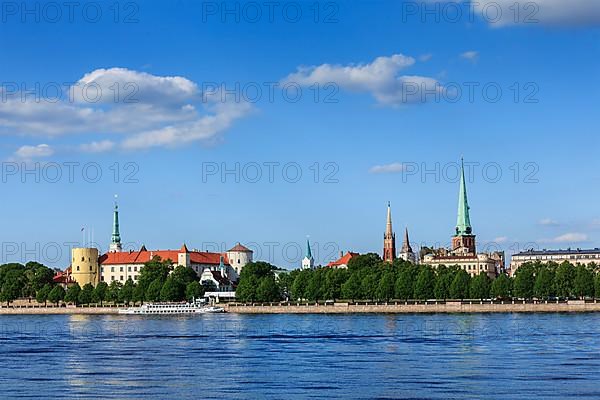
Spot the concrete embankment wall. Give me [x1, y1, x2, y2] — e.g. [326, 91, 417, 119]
[225, 300, 600, 314]
[0, 306, 118, 315]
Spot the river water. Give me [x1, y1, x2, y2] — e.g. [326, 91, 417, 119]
[0, 313, 599, 399]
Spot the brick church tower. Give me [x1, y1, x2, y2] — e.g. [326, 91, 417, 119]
[383, 202, 396, 263]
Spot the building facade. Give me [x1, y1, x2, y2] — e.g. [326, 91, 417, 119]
[510, 248, 600, 276]
[62, 200, 253, 288]
[422, 159, 503, 278]
[327, 251, 359, 269]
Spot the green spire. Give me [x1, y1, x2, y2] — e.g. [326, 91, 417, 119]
[111, 197, 121, 244]
[456, 158, 472, 236]
[306, 238, 313, 259]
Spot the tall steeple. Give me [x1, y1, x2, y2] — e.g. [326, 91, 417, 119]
[109, 195, 122, 253]
[401, 227, 412, 253]
[399, 227, 416, 264]
[452, 159, 476, 255]
[383, 202, 396, 263]
[456, 158, 472, 236]
[302, 237, 315, 270]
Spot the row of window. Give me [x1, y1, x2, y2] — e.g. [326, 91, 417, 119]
[101, 275, 139, 282]
[100, 266, 140, 273]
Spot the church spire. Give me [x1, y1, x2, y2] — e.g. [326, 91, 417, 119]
[110, 195, 122, 252]
[383, 202, 396, 263]
[306, 238, 312, 259]
[401, 227, 413, 253]
[386, 201, 393, 236]
[302, 237, 315, 270]
[456, 158, 472, 236]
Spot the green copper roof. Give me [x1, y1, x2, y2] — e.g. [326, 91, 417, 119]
[456, 159, 472, 236]
[111, 202, 121, 244]
[306, 238, 313, 259]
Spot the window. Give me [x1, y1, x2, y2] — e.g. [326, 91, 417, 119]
[120, 267, 123, 272]
[101, 267, 104, 272]
[134, 266, 137, 272]
[120, 276, 123, 281]
[76, 266, 80, 271]
[89, 265, 92, 271]
[111, 276, 115, 281]
[101, 276, 104, 281]
[128, 266, 131, 272]
[81, 257, 84, 262]
[111, 267, 115, 272]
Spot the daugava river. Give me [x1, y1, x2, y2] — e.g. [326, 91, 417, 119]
[1, 313, 599, 399]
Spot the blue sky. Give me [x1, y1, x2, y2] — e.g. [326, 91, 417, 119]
[0, 0, 599, 268]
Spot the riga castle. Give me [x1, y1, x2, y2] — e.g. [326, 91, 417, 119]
[421, 159, 504, 278]
[55, 201, 253, 290]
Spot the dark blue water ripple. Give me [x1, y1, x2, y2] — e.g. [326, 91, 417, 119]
[0, 313, 599, 399]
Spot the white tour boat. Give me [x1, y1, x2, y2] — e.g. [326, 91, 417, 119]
[118, 300, 225, 315]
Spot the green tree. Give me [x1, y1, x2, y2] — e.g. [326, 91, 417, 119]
[491, 274, 512, 299]
[305, 271, 323, 301]
[360, 273, 379, 300]
[160, 276, 185, 301]
[395, 267, 416, 300]
[36, 283, 52, 306]
[47, 285, 65, 306]
[323, 269, 348, 300]
[92, 282, 108, 305]
[449, 270, 470, 299]
[533, 268, 554, 299]
[236, 275, 259, 302]
[185, 281, 204, 301]
[376, 271, 396, 301]
[595, 273, 600, 299]
[513, 265, 535, 299]
[257, 276, 280, 302]
[133, 283, 145, 305]
[347, 253, 382, 272]
[171, 265, 198, 286]
[146, 278, 163, 302]
[78, 283, 94, 305]
[434, 268, 454, 300]
[0, 269, 25, 305]
[469, 272, 491, 300]
[574, 265, 594, 299]
[291, 270, 310, 300]
[414, 267, 435, 300]
[554, 262, 575, 298]
[137, 256, 172, 293]
[108, 280, 123, 303]
[120, 278, 135, 305]
[64, 283, 81, 305]
[341, 273, 361, 300]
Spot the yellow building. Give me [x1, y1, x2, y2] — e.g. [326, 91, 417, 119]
[70, 247, 100, 287]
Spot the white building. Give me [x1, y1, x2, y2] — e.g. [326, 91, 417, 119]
[510, 248, 600, 276]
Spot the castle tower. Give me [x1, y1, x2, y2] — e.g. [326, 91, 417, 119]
[383, 202, 396, 263]
[302, 238, 315, 270]
[109, 196, 122, 253]
[226, 243, 253, 275]
[71, 247, 100, 287]
[451, 159, 476, 255]
[399, 227, 416, 264]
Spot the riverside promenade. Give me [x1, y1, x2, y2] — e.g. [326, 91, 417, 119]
[3, 300, 600, 315]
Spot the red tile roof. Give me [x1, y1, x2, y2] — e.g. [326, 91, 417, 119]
[228, 243, 252, 252]
[327, 252, 360, 267]
[99, 248, 229, 266]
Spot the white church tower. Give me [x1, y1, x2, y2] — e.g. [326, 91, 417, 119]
[301, 238, 315, 270]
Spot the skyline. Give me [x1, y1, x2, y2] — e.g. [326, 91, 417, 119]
[0, 1, 598, 268]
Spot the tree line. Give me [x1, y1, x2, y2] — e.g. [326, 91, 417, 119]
[235, 254, 600, 303]
[3, 257, 221, 306]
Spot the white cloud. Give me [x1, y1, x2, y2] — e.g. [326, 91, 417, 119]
[0, 68, 252, 153]
[542, 233, 589, 243]
[80, 140, 116, 153]
[283, 54, 443, 106]
[460, 51, 479, 62]
[14, 144, 54, 160]
[538, 218, 560, 227]
[369, 162, 407, 174]
[418, 53, 433, 62]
